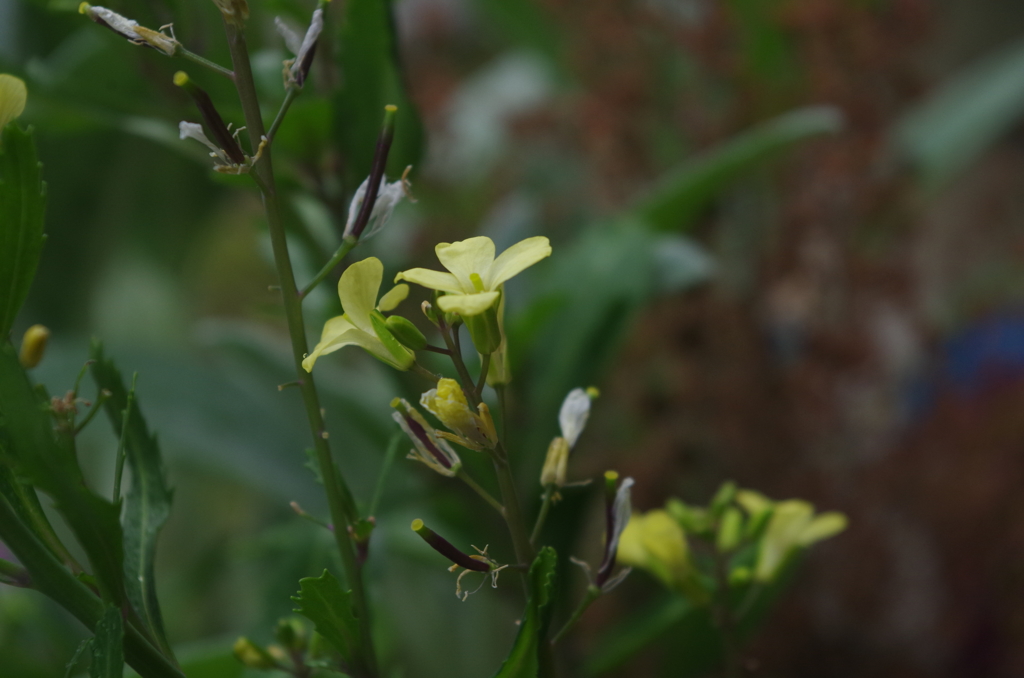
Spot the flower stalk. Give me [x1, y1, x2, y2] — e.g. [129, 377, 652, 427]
[220, 17, 378, 678]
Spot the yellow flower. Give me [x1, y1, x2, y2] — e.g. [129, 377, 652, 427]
[395, 236, 551, 317]
[303, 257, 413, 371]
[754, 500, 847, 582]
[0, 74, 27, 132]
[419, 378, 497, 450]
[617, 509, 708, 604]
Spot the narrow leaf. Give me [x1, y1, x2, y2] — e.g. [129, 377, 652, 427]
[89, 341, 173, 656]
[334, 0, 423, 184]
[64, 637, 94, 678]
[0, 343, 125, 605]
[90, 605, 124, 678]
[292, 569, 360, 665]
[0, 123, 47, 337]
[492, 546, 558, 678]
[632, 106, 842, 231]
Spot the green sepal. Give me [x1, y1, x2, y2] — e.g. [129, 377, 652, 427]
[464, 304, 502, 355]
[0, 123, 46, 337]
[370, 311, 414, 369]
[385, 314, 427, 351]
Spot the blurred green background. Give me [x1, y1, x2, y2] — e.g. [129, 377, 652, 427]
[5, 0, 1024, 676]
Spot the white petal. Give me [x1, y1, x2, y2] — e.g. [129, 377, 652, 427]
[90, 6, 141, 40]
[607, 477, 635, 560]
[343, 177, 369, 238]
[362, 179, 405, 240]
[558, 388, 591, 448]
[293, 9, 323, 69]
[274, 16, 303, 54]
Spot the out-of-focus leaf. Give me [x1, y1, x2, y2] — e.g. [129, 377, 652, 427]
[334, 0, 423, 184]
[292, 569, 360, 665]
[89, 341, 174, 657]
[89, 605, 124, 678]
[891, 36, 1024, 189]
[0, 343, 125, 605]
[65, 637, 94, 678]
[492, 546, 557, 678]
[584, 595, 691, 676]
[633, 106, 842, 231]
[0, 123, 47, 336]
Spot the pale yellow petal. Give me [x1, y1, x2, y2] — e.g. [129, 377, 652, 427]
[394, 268, 462, 293]
[485, 236, 551, 289]
[0, 74, 27, 131]
[302, 316, 361, 371]
[338, 257, 382, 334]
[436, 291, 500, 316]
[615, 515, 650, 569]
[799, 512, 847, 546]
[377, 283, 409, 312]
[436, 237, 495, 291]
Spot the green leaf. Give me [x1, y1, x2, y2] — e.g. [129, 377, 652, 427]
[492, 546, 558, 678]
[89, 341, 174, 656]
[0, 343, 125, 605]
[632, 106, 842, 231]
[0, 123, 47, 337]
[65, 637, 94, 678]
[584, 595, 695, 676]
[891, 36, 1024, 190]
[90, 605, 124, 678]
[334, 0, 424, 184]
[292, 569, 360, 665]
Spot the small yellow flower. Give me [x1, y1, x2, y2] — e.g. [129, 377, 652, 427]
[618, 509, 708, 604]
[395, 236, 551, 317]
[0, 74, 27, 132]
[419, 378, 497, 450]
[303, 257, 413, 371]
[754, 500, 847, 582]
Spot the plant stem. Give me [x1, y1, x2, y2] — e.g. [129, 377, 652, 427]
[178, 46, 235, 79]
[475, 353, 490, 398]
[0, 495, 184, 678]
[712, 549, 741, 678]
[439, 323, 478, 405]
[221, 20, 377, 678]
[369, 429, 402, 517]
[456, 468, 504, 515]
[267, 86, 301, 141]
[551, 585, 601, 646]
[531, 485, 555, 545]
[300, 235, 357, 299]
[72, 388, 110, 435]
[491, 442, 534, 568]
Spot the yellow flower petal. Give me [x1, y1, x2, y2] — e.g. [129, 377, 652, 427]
[338, 257, 383, 334]
[799, 512, 847, 546]
[377, 283, 409, 312]
[302, 316, 360, 371]
[393, 268, 462, 293]
[485, 236, 551, 289]
[435, 237, 495, 292]
[436, 291, 500, 316]
[0, 74, 27, 131]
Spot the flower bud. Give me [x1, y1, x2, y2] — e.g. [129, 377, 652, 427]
[19, 324, 49, 369]
[710, 480, 737, 518]
[369, 312, 416, 370]
[463, 304, 502, 355]
[420, 378, 497, 450]
[540, 436, 569, 488]
[0, 74, 27, 132]
[232, 637, 276, 669]
[386, 315, 427, 351]
[715, 507, 744, 553]
[274, 617, 307, 653]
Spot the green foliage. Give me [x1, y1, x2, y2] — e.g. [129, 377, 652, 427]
[0, 123, 47, 337]
[335, 0, 423, 184]
[292, 569, 360, 666]
[89, 341, 174, 656]
[0, 343, 126, 606]
[492, 547, 557, 678]
[90, 605, 125, 678]
[633, 106, 842, 231]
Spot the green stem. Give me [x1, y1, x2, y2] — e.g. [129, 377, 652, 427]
[369, 430, 402, 517]
[0, 558, 30, 587]
[112, 374, 136, 503]
[491, 443, 534, 568]
[551, 585, 601, 646]
[475, 353, 490, 399]
[267, 86, 301, 142]
[300, 235, 357, 299]
[221, 20, 377, 678]
[0, 495, 184, 678]
[178, 46, 235, 78]
[439, 323, 478, 405]
[72, 388, 110, 435]
[531, 485, 555, 545]
[456, 468, 504, 515]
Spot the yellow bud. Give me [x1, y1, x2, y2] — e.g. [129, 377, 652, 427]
[0, 74, 27, 132]
[540, 437, 569, 487]
[19, 325, 49, 369]
[172, 71, 189, 87]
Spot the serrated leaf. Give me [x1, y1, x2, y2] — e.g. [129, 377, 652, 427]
[89, 341, 173, 656]
[90, 605, 124, 678]
[334, 0, 423, 184]
[632, 106, 842, 231]
[0, 343, 125, 605]
[292, 569, 360, 665]
[0, 123, 47, 337]
[492, 546, 558, 678]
